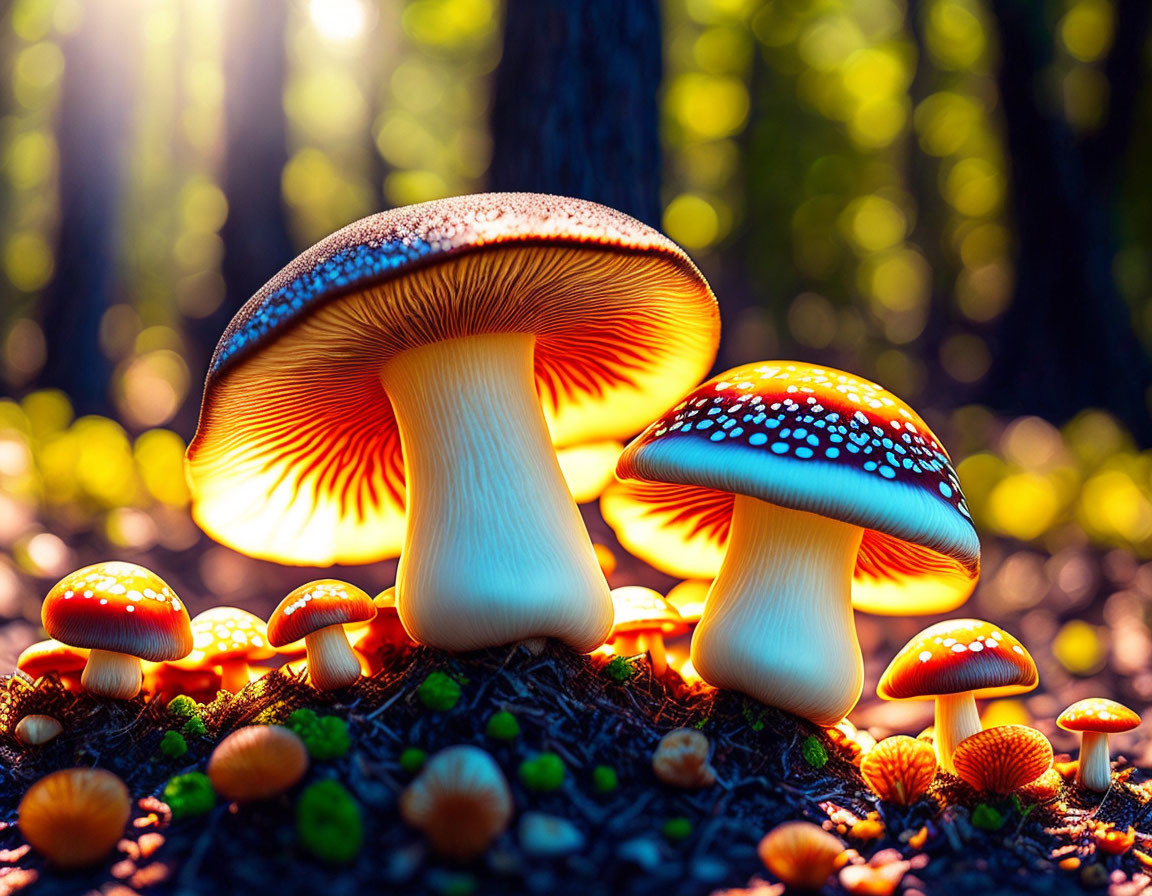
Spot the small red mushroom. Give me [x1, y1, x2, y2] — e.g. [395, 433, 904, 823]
[267, 580, 375, 691]
[1057, 698, 1141, 792]
[16, 639, 88, 693]
[351, 587, 412, 673]
[172, 607, 275, 692]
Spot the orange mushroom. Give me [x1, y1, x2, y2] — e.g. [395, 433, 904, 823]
[1057, 698, 1141, 792]
[19, 768, 131, 868]
[652, 728, 716, 788]
[14, 714, 63, 747]
[608, 586, 684, 676]
[1019, 767, 1063, 801]
[172, 607, 275, 693]
[208, 725, 309, 802]
[16, 639, 88, 693]
[877, 619, 1037, 772]
[758, 821, 846, 890]
[351, 587, 413, 673]
[951, 725, 1053, 794]
[859, 735, 937, 805]
[267, 580, 375, 691]
[142, 660, 221, 703]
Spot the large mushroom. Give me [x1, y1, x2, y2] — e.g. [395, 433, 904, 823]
[186, 193, 718, 653]
[605, 362, 980, 726]
[42, 562, 192, 699]
[878, 619, 1037, 772]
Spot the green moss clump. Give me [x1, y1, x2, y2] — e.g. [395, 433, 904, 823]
[162, 772, 216, 819]
[971, 803, 1005, 831]
[159, 730, 188, 759]
[662, 817, 693, 841]
[182, 716, 207, 738]
[592, 765, 618, 794]
[287, 708, 351, 760]
[485, 710, 520, 741]
[518, 752, 565, 792]
[296, 780, 363, 863]
[167, 695, 198, 720]
[801, 735, 829, 769]
[604, 655, 638, 683]
[400, 747, 427, 774]
[418, 671, 461, 711]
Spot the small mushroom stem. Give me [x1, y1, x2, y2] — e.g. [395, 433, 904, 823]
[689, 495, 864, 727]
[382, 332, 613, 653]
[218, 659, 251, 693]
[641, 633, 668, 676]
[934, 691, 981, 773]
[612, 634, 641, 655]
[81, 649, 143, 700]
[304, 624, 362, 691]
[1076, 731, 1112, 791]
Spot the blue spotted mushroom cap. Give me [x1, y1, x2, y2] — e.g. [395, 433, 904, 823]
[605, 362, 980, 615]
[186, 193, 718, 566]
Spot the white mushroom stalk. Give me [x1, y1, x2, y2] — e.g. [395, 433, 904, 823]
[933, 691, 982, 774]
[691, 495, 864, 728]
[81, 649, 144, 700]
[1077, 731, 1112, 792]
[304, 625, 362, 691]
[382, 332, 613, 652]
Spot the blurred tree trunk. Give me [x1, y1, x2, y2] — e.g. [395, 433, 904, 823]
[36, 0, 140, 413]
[189, 0, 294, 362]
[488, 0, 663, 227]
[983, 0, 1152, 443]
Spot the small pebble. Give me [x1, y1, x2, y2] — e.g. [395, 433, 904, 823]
[618, 836, 663, 871]
[519, 812, 585, 857]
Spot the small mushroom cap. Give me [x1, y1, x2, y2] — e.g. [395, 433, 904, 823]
[18, 768, 131, 868]
[758, 821, 846, 890]
[1057, 698, 1141, 734]
[609, 586, 683, 637]
[877, 619, 1037, 701]
[173, 607, 275, 668]
[16, 639, 89, 679]
[951, 725, 1053, 793]
[859, 735, 937, 805]
[266, 580, 375, 647]
[187, 193, 719, 566]
[208, 725, 309, 802]
[606, 362, 980, 615]
[42, 562, 192, 662]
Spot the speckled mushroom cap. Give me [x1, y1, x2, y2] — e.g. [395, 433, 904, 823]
[17, 639, 89, 679]
[41, 562, 192, 662]
[605, 362, 980, 615]
[186, 193, 719, 566]
[1057, 698, 1141, 734]
[877, 619, 1037, 701]
[172, 607, 276, 669]
[266, 580, 375, 646]
[609, 586, 684, 636]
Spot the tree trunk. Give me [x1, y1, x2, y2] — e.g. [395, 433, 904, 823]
[36, 0, 140, 413]
[983, 0, 1152, 443]
[488, 0, 663, 227]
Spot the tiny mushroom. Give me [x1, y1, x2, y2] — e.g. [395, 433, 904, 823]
[186, 193, 719, 653]
[16, 639, 88, 693]
[1057, 698, 1141, 792]
[652, 728, 716, 789]
[758, 821, 846, 890]
[877, 618, 1037, 773]
[400, 744, 513, 860]
[267, 580, 375, 691]
[351, 587, 413, 672]
[42, 562, 192, 699]
[19, 768, 131, 868]
[859, 735, 937, 805]
[951, 725, 1053, 794]
[208, 725, 309, 802]
[142, 660, 221, 703]
[608, 586, 684, 676]
[172, 607, 275, 692]
[605, 363, 980, 726]
[14, 714, 63, 747]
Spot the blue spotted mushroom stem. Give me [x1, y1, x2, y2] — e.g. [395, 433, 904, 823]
[608, 362, 981, 728]
[186, 193, 719, 653]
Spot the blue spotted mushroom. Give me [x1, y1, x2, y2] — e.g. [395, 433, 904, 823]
[605, 362, 980, 726]
[187, 193, 718, 653]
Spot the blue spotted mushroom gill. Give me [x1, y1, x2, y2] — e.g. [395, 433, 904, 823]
[606, 362, 980, 726]
[186, 193, 719, 654]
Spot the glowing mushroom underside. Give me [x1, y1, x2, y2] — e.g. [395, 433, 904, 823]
[187, 192, 718, 653]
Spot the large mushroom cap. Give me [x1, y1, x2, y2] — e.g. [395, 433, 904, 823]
[1057, 698, 1141, 734]
[42, 562, 192, 662]
[877, 618, 1037, 701]
[266, 580, 375, 646]
[605, 362, 980, 615]
[187, 192, 718, 566]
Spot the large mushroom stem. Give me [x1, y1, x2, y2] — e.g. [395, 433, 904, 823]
[304, 624, 361, 691]
[382, 332, 613, 653]
[1076, 731, 1112, 791]
[689, 495, 864, 727]
[218, 658, 251, 693]
[81, 649, 143, 700]
[933, 692, 982, 773]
